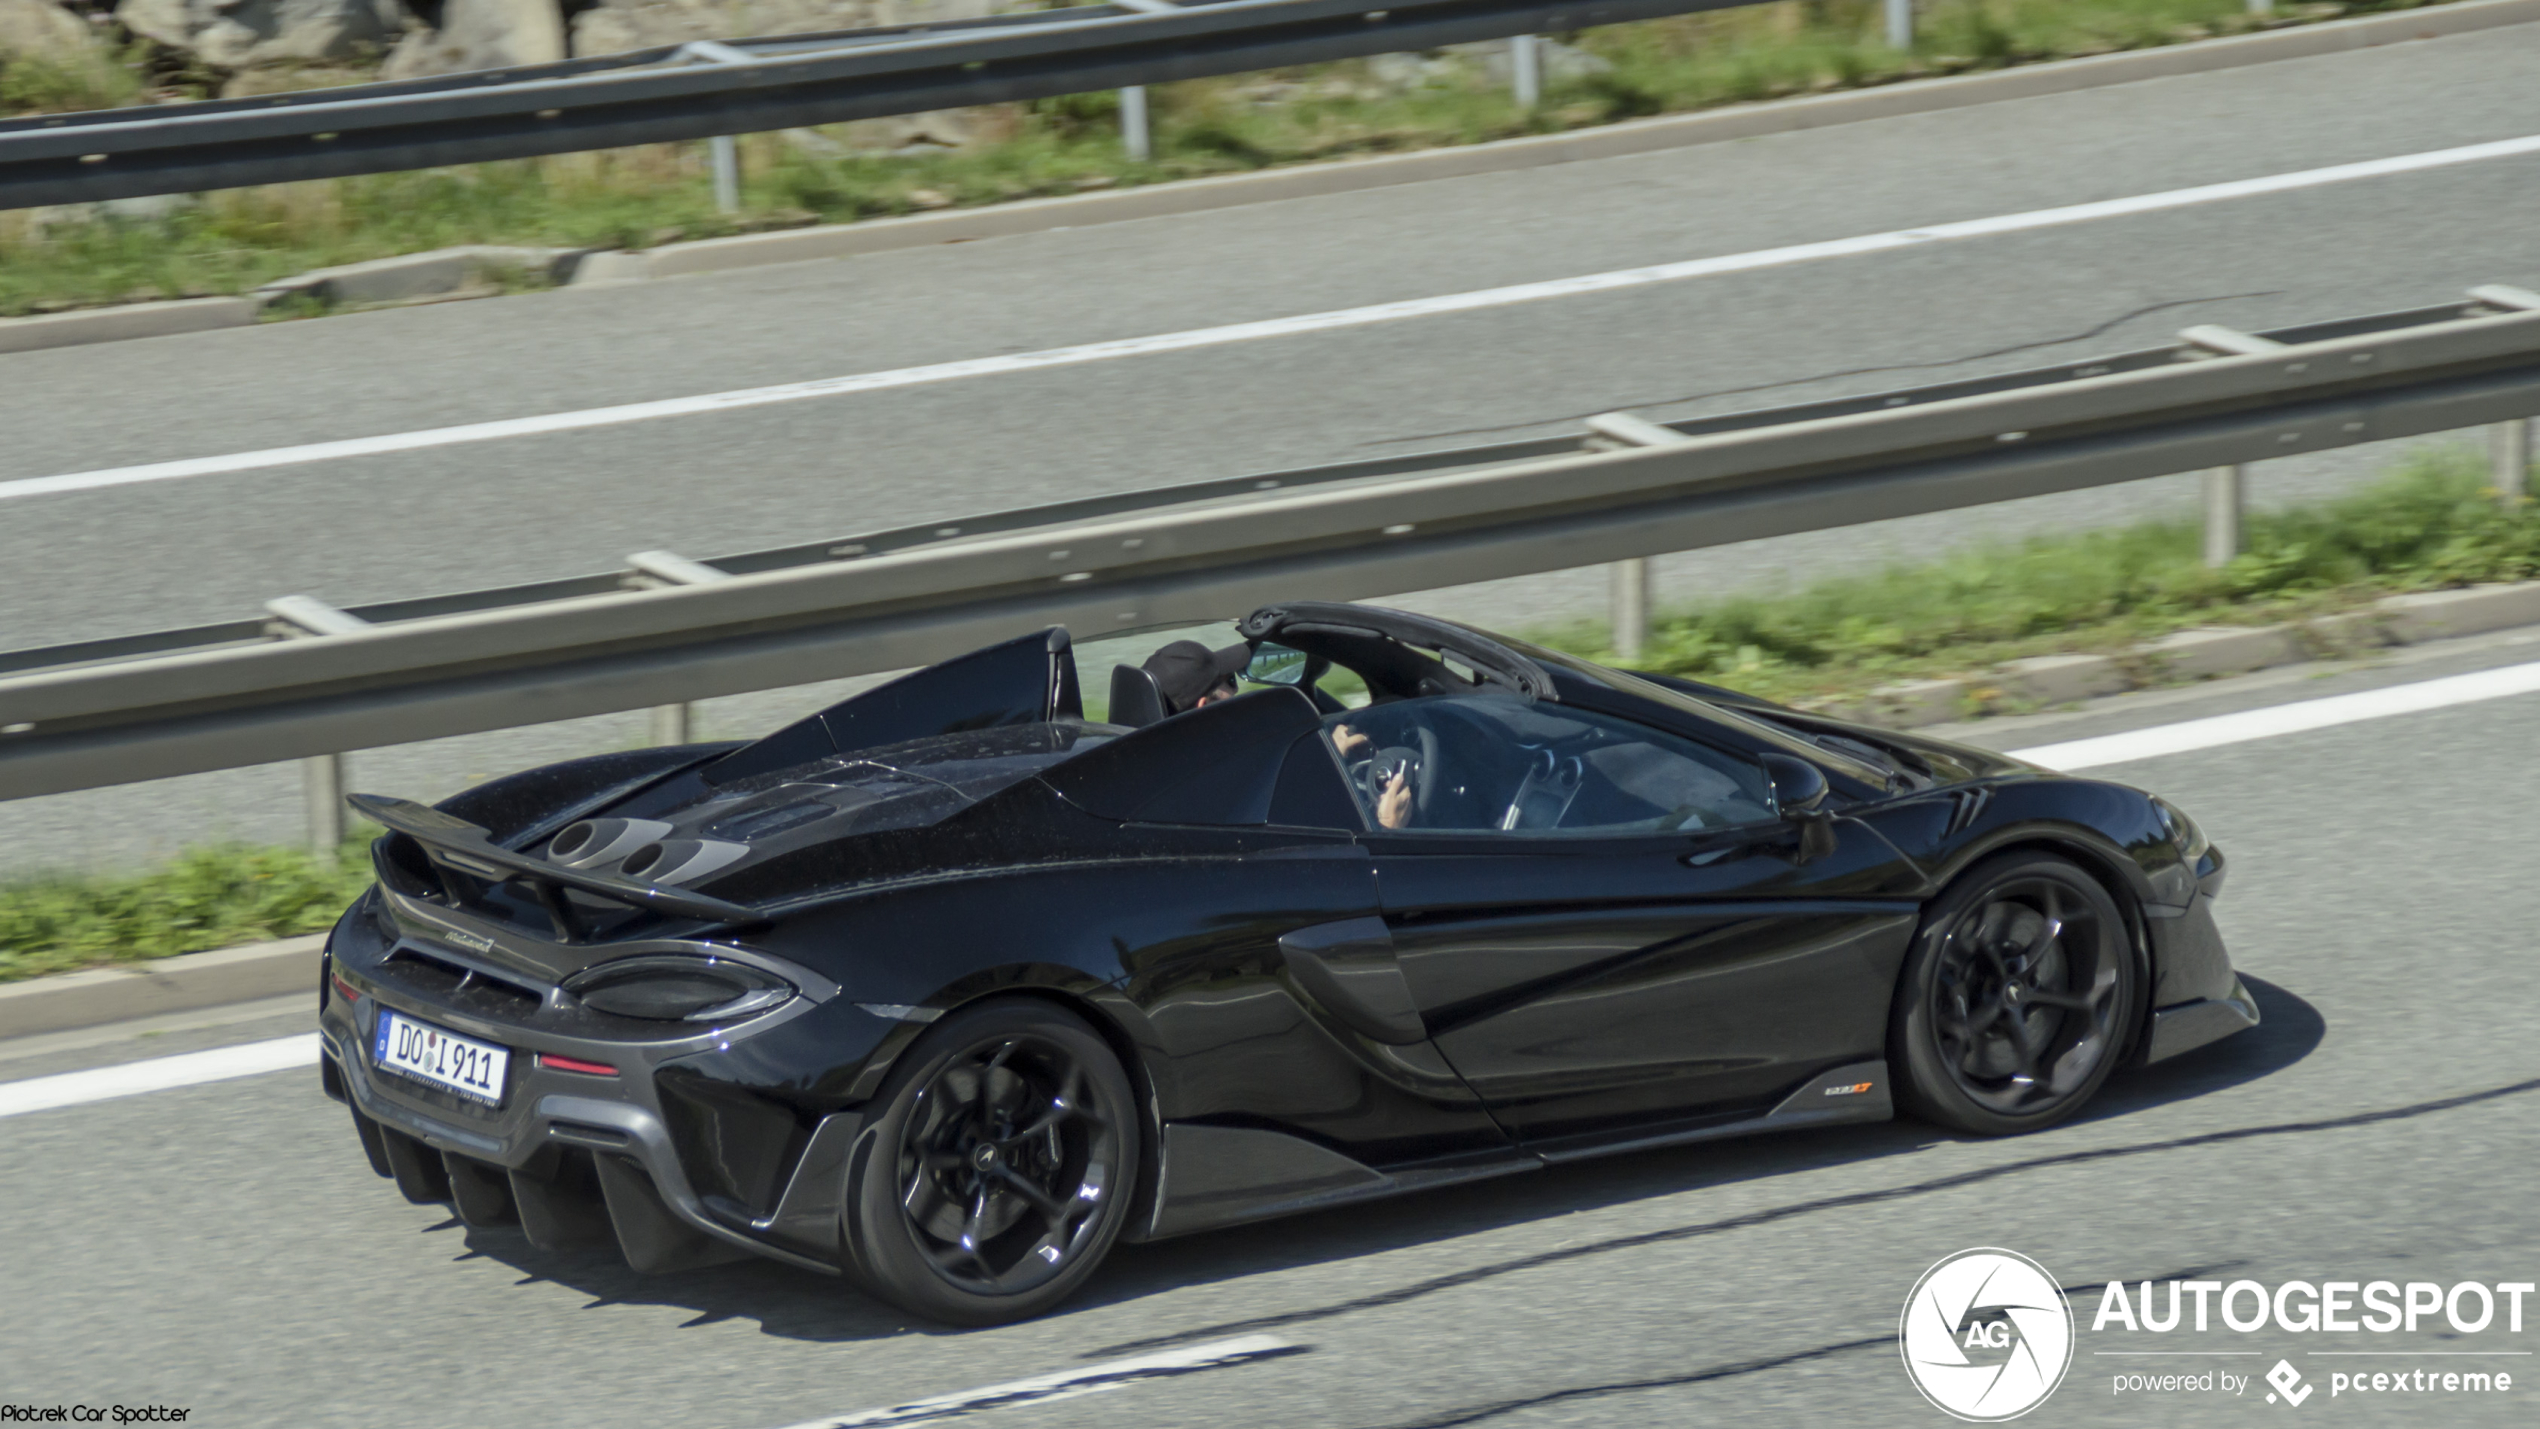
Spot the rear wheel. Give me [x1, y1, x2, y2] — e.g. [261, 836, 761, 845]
[841, 999, 1140, 1325]
[1892, 852, 2142, 1136]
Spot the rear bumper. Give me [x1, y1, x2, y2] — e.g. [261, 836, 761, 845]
[320, 975, 862, 1276]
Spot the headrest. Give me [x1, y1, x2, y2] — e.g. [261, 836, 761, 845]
[1108, 664, 1170, 728]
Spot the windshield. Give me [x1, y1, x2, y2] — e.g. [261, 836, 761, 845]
[1494, 636, 1896, 790]
[1326, 690, 1778, 835]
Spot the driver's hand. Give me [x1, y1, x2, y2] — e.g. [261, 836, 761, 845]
[1377, 770, 1413, 829]
[1333, 725, 1372, 758]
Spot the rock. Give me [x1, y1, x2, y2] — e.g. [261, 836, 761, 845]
[780, 106, 1022, 156]
[904, 187, 950, 209]
[1364, 51, 1463, 92]
[115, 0, 410, 68]
[1363, 40, 1612, 96]
[0, 0, 93, 63]
[568, 0, 1010, 58]
[837, 103, 1019, 152]
[380, 0, 563, 78]
[97, 191, 197, 219]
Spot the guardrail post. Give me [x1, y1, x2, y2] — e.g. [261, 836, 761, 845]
[1510, 35, 1541, 109]
[668, 44, 756, 215]
[264, 594, 371, 865]
[306, 749, 346, 864]
[2202, 466, 2245, 568]
[709, 134, 741, 214]
[649, 702, 693, 745]
[626, 551, 733, 744]
[2469, 297, 2540, 503]
[1884, 0, 1913, 49]
[1119, 85, 1151, 161]
[1107, 0, 1178, 159]
[2492, 418, 2531, 508]
[1578, 412, 1689, 663]
[1611, 559, 1652, 662]
[2172, 324, 2282, 568]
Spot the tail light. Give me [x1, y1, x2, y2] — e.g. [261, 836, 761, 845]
[561, 956, 794, 1022]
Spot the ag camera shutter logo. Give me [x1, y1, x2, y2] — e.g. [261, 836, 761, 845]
[1901, 1248, 2075, 1421]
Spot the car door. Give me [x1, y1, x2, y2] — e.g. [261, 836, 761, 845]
[1340, 695, 1924, 1156]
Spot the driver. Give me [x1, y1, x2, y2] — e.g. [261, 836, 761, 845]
[1331, 721, 1417, 830]
[1141, 640, 1252, 715]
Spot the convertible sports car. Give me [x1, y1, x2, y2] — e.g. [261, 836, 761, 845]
[316, 602, 2254, 1323]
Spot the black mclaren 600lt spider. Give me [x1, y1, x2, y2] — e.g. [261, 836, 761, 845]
[317, 601, 2254, 1323]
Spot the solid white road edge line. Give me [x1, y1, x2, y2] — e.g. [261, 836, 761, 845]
[2004, 657, 2540, 769]
[10, 129, 2540, 504]
[773, 1334, 1300, 1428]
[0, 1032, 317, 1119]
[10, 658, 2540, 1118]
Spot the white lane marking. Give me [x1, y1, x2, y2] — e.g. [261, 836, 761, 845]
[11, 130, 2540, 505]
[775, 1334, 1300, 1427]
[2006, 658, 2540, 770]
[0, 1033, 317, 1119]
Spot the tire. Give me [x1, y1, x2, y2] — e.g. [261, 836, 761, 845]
[840, 998, 1141, 1325]
[1891, 852, 2145, 1136]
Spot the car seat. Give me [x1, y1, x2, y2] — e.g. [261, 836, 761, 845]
[1108, 665, 1170, 727]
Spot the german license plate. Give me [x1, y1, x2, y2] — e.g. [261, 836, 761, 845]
[373, 1010, 509, 1106]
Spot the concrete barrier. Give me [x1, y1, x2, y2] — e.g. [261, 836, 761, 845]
[0, 935, 322, 1041]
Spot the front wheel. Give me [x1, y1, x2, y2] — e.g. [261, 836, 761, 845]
[840, 999, 1140, 1325]
[1891, 852, 2143, 1136]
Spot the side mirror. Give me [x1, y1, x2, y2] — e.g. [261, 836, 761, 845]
[1759, 753, 1836, 864]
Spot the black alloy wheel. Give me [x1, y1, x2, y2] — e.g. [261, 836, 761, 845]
[1892, 852, 2143, 1136]
[842, 999, 1139, 1325]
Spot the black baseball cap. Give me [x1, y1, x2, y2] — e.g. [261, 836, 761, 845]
[1143, 640, 1252, 712]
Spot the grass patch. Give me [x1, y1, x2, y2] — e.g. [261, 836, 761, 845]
[0, 45, 145, 117]
[1531, 448, 2540, 705]
[0, 837, 376, 984]
[0, 0, 2418, 316]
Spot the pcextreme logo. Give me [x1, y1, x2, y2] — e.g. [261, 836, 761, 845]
[1900, 1248, 2076, 1422]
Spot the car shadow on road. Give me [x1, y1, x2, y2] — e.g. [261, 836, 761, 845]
[444, 1228, 918, 1342]
[2081, 973, 2324, 1123]
[441, 975, 2323, 1345]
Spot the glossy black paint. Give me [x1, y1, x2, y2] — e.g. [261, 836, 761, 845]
[704, 627, 1083, 787]
[319, 603, 2252, 1283]
[1372, 815, 1922, 1149]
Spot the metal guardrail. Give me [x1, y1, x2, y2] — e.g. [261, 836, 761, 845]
[0, 0, 1754, 209]
[6, 286, 2540, 807]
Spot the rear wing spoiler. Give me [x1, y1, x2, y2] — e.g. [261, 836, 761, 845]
[350, 793, 761, 930]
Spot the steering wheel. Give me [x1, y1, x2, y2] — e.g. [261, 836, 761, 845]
[1498, 744, 1586, 832]
[1348, 725, 1440, 825]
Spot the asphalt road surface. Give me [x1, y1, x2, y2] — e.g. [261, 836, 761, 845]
[4, 632, 2537, 1427]
[13, 22, 2540, 869]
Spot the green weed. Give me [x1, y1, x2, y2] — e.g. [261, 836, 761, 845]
[1540, 448, 2539, 704]
[0, 837, 376, 983]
